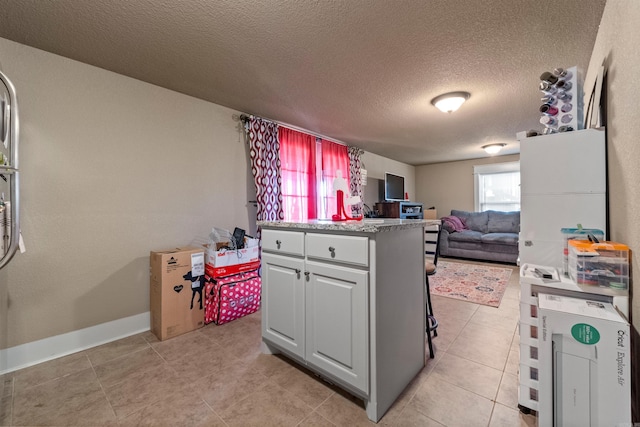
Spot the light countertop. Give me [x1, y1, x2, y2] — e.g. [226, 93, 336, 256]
[258, 218, 440, 233]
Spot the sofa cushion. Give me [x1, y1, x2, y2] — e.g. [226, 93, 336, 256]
[451, 210, 489, 233]
[481, 241, 520, 254]
[481, 232, 519, 246]
[449, 240, 484, 251]
[487, 211, 520, 233]
[448, 230, 483, 243]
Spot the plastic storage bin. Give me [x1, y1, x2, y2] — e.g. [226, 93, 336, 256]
[568, 240, 629, 291]
[560, 228, 604, 276]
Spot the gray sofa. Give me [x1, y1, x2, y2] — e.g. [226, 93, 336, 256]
[439, 209, 519, 264]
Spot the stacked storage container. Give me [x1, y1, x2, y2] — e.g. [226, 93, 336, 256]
[568, 240, 629, 293]
[560, 227, 604, 276]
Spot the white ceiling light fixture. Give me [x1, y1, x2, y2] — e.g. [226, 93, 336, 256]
[431, 91, 471, 113]
[482, 143, 506, 155]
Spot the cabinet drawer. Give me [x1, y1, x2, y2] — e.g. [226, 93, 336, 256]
[262, 229, 305, 256]
[306, 233, 368, 267]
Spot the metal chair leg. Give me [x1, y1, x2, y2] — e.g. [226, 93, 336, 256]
[426, 274, 438, 358]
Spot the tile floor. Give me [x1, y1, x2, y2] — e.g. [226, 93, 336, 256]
[0, 260, 537, 426]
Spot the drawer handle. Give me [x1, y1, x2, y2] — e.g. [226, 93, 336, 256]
[304, 271, 310, 281]
[295, 268, 301, 278]
[276, 239, 282, 249]
[328, 246, 335, 257]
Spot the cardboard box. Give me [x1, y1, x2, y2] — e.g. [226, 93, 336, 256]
[205, 237, 260, 278]
[150, 246, 206, 341]
[537, 293, 631, 426]
[423, 209, 437, 220]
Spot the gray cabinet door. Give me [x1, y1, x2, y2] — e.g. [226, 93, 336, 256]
[305, 260, 368, 393]
[261, 253, 305, 358]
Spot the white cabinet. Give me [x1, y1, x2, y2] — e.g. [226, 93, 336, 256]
[261, 229, 305, 256]
[260, 221, 427, 423]
[261, 251, 369, 391]
[261, 252, 305, 359]
[306, 233, 369, 266]
[261, 229, 369, 392]
[306, 260, 368, 392]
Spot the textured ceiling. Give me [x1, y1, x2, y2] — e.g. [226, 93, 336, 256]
[0, 0, 606, 165]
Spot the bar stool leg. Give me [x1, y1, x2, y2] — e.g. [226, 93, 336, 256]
[425, 274, 438, 358]
[427, 274, 438, 338]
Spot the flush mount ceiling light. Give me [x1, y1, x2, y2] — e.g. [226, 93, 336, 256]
[482, 143, 506, 155]
[431, 91, 471, 113]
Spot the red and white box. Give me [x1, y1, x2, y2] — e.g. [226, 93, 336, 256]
[204, 238, 260, 278]
[204, 270, 261, 325]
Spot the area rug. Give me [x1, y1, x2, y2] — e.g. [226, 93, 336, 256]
[429, 261, 513, 307]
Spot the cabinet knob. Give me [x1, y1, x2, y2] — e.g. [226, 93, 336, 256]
[295, 268, 301, 278]
[304, 271, 310, 281]
[328, 246, 335, 257]
[276, 239, 282, 249]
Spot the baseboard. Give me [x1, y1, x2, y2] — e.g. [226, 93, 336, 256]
[0, 311, 150, 375]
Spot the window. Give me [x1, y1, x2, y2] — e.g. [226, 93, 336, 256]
[279, 127, 349, 221]
[319, 139, 350, 220]
[474, 162, 520, 212]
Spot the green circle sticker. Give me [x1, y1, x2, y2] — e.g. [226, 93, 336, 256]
[571, 323, 600, 345]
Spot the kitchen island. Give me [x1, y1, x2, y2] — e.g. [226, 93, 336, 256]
[258, 218, 437, 422]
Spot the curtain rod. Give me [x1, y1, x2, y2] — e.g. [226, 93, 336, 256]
[240, 113, 348, 147]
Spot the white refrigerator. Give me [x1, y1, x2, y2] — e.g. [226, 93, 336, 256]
[516, 128, 631, 415]
[519, 127, 607, 270]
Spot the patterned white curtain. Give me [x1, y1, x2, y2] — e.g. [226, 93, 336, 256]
[348, 147, 364, 216]
[246, 117, 284, 222]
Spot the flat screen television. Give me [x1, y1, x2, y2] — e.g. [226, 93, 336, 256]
[384, 172, 406, 201]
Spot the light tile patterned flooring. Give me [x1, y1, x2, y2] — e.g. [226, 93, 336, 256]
[0, 260, 537, 426]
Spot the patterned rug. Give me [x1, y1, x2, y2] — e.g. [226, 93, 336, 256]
[429, 261, 513, 307]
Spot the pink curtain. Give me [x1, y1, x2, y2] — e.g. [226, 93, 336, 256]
[278, 127, 318, 221]
[320, 140, 350, 219]
[247, 117, 284, 222]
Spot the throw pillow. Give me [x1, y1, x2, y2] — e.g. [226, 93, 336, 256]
[442, 220, 456, 233]
[441, 215, 466, 232]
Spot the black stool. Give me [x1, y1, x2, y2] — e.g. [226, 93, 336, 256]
[425, 268, 439, 359]
[425, 223, 442, 358]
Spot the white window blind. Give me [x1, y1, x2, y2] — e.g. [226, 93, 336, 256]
[473, 162, 520, 212]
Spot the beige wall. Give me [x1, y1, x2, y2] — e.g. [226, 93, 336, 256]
[0, 38, 414, 353]
[360, 151, 416, 206]
[0, 38, 256, 349]
[583, 1, 640, 329]
[415, 154, 520, 217]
